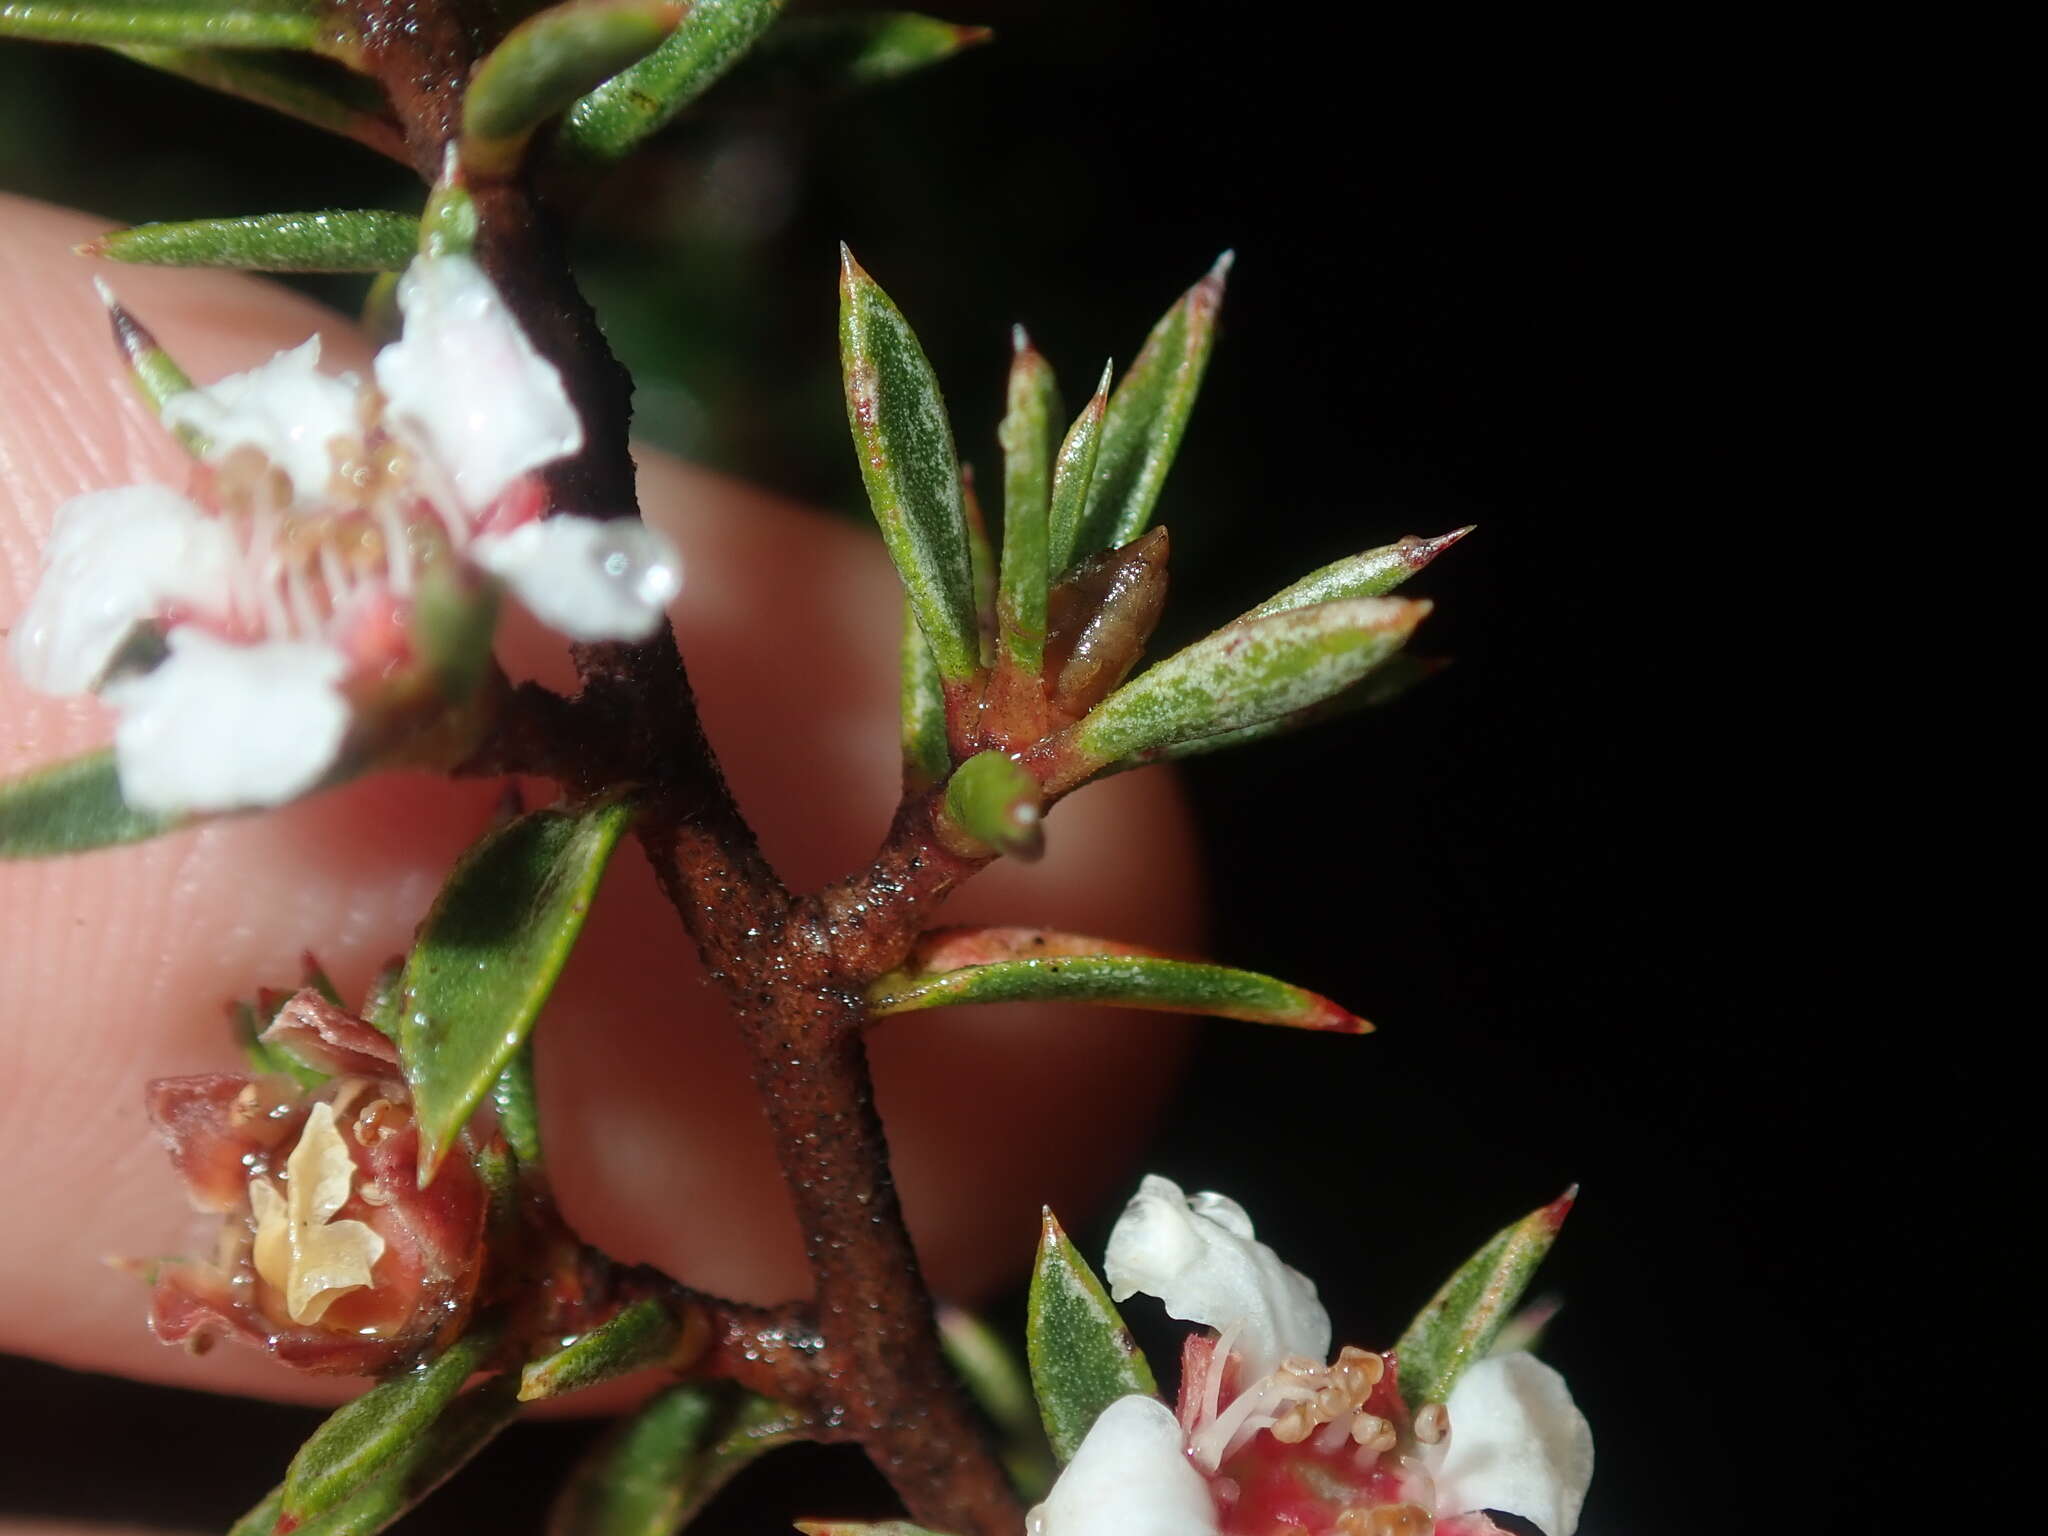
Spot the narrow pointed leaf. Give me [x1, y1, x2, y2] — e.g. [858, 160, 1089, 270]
[1052, 596, 1430, 790]
[940, 750, 1043, 860]
[0, 750, 180, 858]
[85, 210, 418, 273]
[287, 1376, 520, 1535]
[751, 11, 988, 94]
[1397, 1188, 1576, 1406]
[463, 0, 684, 176]
[110, 46, 406, 159]
[556, 0, 784, 164]
[960, 464, 995, 666]
[0, 0, 327, 51]
[548, 1385, 803, 1536]
[1028, 1207, 1158, 1463]
[520, 1298, 683, 1401]
[899, 598, 951, 790]
[1071, 254, 1228, 557]
[281, 1328, 501, 1521]
[1045, 362, 1110, 576]
[94, 283, 199, 436]
[869, 926, 1364, 1032]
[1243, 527, 1472, 619]
[398, 800, 633, 1182]
[839, 249, 979, 682]
[996, 329, 1057, 681]
[1109, 653, 1442, 770]
[939, 1304, 1055, 1499]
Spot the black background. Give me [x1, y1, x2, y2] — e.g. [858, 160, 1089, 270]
[1, 4, 1921, 1532]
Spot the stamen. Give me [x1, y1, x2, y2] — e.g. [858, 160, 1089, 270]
[1413, 1402, 1450, 1445]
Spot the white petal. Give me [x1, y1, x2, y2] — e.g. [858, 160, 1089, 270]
[161, 337, 363, 503]
[103, 629, 350, 814]
[8, 486, 238, 695]
[374, 254, 582, 516]
[1026, 1395, 1217, 1536]
[1435, 1352, 1594, 1536]
[1104, 1174, 1329, 1381]
[471, 515, 681, 641]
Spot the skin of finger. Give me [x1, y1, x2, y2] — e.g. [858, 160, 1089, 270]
[0, 195, 1202, 1405]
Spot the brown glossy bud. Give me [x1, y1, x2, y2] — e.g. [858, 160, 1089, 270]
[1042, 526, 1169, 723]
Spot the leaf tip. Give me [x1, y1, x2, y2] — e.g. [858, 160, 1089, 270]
[1543, 1185, 1579, 1228]
[1091, 357, 1113, 401]
[1207, 248, 1237, 285]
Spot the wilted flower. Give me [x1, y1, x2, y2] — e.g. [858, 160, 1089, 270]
[6, 254, 682, 816]
[1029, 1175, 1594, 1536]
[145, 988, 488, 1375]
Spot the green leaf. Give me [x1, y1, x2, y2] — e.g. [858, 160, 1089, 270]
[839, 247, 979, 683]
[110, 46, 406, 158]
[1070, 253, 1229, 559]
[1028, 1207, 1157, 1463]
[463, 0, 683, 176]
[1244, 528, 1472, 618]
[0, 0, 327, 51]
[755, 11, 987, 94]
[1107, 652, 1442, 771]
[555, 0, 784, 165]
[233, 998, 328, 1087]
[1397, 1188, 1576, 1406]
[84, 209, 418, 272]
[940, 751, 1043, 860]
[0, 750, 180, 859]
[868, 926, 1365, 1032]
[548, 1385, 804, 1536]
[94, 282, 199, 435]
[898, 598, 951, 791]
[296, 1377, 520, 1535]
[490, 1046, 544, 1168]
[519, 1298, 682, 1402]
[398, 800, 633, 1182]
[1051, 596, 1431, 791]
[996, 328, 1057, 683]
[1044, 361, 1110, 578]
[281, 1328, 501, 1521]
[961, 464, 995, 667]
[938, 1304, 1055, 1499]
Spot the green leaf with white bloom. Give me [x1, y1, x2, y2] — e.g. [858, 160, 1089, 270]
[996, 329, 1057, 682]
[85, 210, 419, 272]
[549, 1385, 804, 1536]
[869, 925, 1366, 1032]
[1069, 254, 1229, 560]
[899, 598, 951, 790]
[1052, 596, 1431, 789]
[839, 249, 979, 682]
[839, 249, 983, 684]
[555, 0, 784, 164]
[110, 46, 406, 158]
[463, 0, 683, 176]
[1397, 1188, 1577, 1406]
[1242, 527, 1472, 619]
[941, 750, 1043, 860]
[1045, 361, 1110, 576]
[0, 0, 329, 51]
[0, 750, 180, 859]
[1028, 1208, 1158, 1463]
[1107, 652, 1441, 771]
[520, 1299, 682, 1402]
[281, 1328, 502, 1521]
[398, 800, 634, 1182]
[236, 1375, 519, 1536]
[940, 1304, 1055, 1499]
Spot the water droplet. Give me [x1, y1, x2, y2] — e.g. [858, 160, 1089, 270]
[590, 524, 682, 608]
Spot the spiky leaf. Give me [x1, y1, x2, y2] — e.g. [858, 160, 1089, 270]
[1397, 1189, 1576, 1405]
[869, 926, 1364, 1032]
[86, 210, 418, 272]
[1053, 596, 1430, 789]
[110, 46, 405, 158]
[1070, 255, 1228, 559]
[839, 248, 979, 682]
[1028, 1208, 1157, 1463]
[398, 801, 633, 1182]
[996, 329, 1057, 682]
[899, 599, 951, 790]
[0, 0, 327, 51]
[281, 1328, 501, 1521]
[520, 1299, 683, 1402]
[1243, 528, 1471, 619]
[555, 0, 784, 164]
[750, 10, 987, 94]
[1044, 362, 1110, 577]
[0, 750, 180, 859]
[548, 1385, 803, 1536]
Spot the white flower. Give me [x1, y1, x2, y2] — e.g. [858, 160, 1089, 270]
[1105, 1172, 1329, 1381]
[161, 336, 363, 502]
[8, 256, 682, 814]
[103, 629, 350, 814]
[1026, 1395, 1218, 1536]
[1435, 1352, 1594, 1536]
